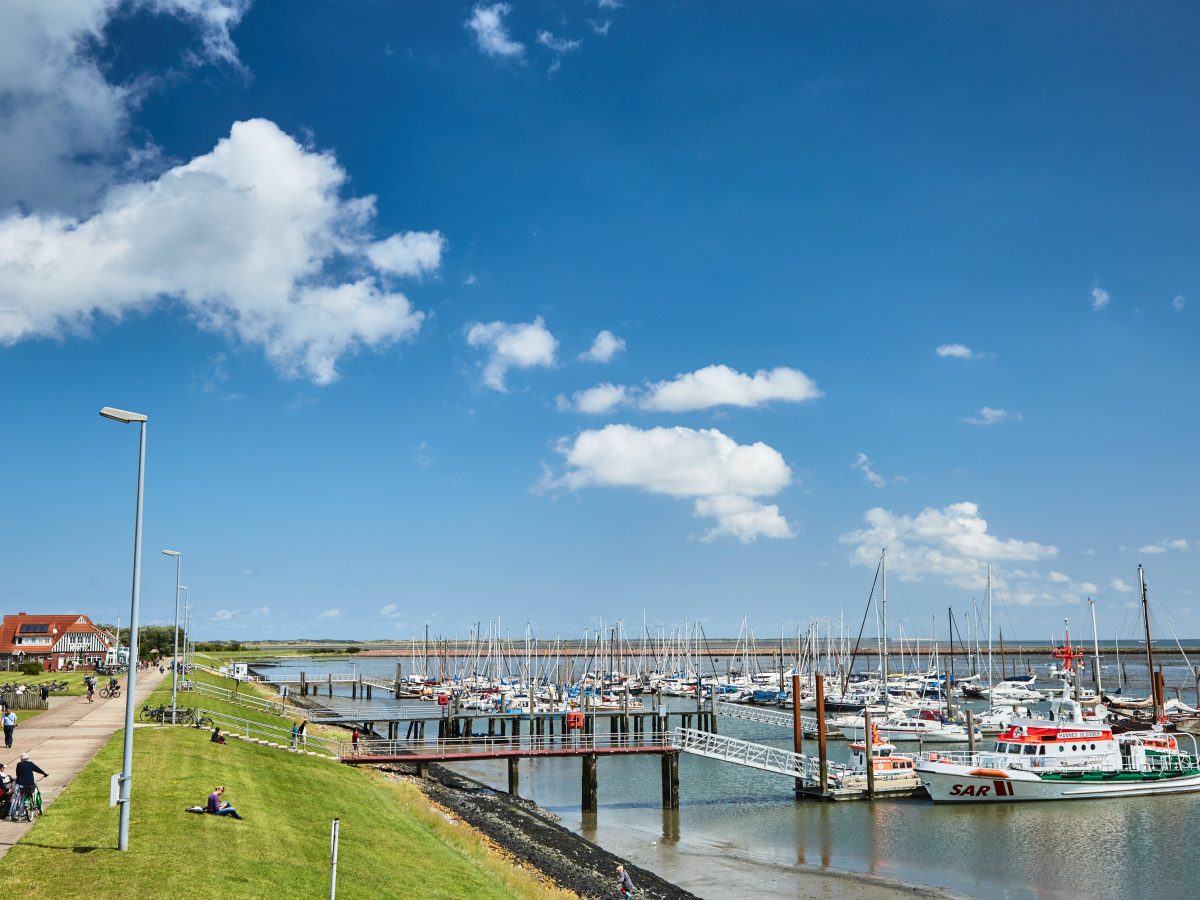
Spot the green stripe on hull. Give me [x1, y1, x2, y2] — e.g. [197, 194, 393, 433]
[1038, 769, 1200, 782]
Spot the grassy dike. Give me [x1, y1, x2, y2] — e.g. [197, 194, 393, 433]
[0, 676, 573, 899]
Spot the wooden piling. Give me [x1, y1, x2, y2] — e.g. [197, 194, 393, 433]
[815, 674, 828, 795]
[863, 708, 876, 799]
[661, 751, 680, 809]
[966, 709, 976, 755]
[508, 757, 519, 795]
[328, 673, 333, 698]
[300, 671, 307, 697]
[581, 754, 598, 813]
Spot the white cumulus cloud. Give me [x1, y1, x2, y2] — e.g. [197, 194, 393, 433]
[936, 343, 975, 360]
[840, 501, 1058, 595]
[466, 3, 524, 59]
[961, 407, 1021, 426]
[0, 118, 434, 384]
[559, 383, 629, 415]
[1091, 285, 1110, 311]
[1111, 578, 1133, 593]
[1172, 295, 1186, 312]
[560, 364, 821, 414]
[466, 316, 557, 391]
[544, 424, 794, 542]
[580, 329, 625, 363]
[0, 0, 250, 214]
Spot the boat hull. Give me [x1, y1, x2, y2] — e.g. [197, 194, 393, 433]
[917, 761, 1200, 802]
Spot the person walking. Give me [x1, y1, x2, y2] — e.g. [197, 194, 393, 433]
[616, 865, 635, 898]
[290, 722, 299, 749]
[351, 728, 360, 754]
[2, 709, 17, 749]
[298, 720, 307, 749]
[86, 676, 96, 703]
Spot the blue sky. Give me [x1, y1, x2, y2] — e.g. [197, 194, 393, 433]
[1, 1, 1196, 642]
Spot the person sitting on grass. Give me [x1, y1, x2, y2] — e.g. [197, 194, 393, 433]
[206, 786, 242, 819]
[210, 726, 226, 745]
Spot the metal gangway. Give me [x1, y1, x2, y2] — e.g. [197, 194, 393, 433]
[715, 700, 817, 730]
[673, 727, 850, 789]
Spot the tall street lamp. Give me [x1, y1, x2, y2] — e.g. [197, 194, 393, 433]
[99, 405, 147, 852]
[180, 587, 190, 676]
[162, 550, 182, 723]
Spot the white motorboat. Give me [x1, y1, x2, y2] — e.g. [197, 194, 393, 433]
[839, 709, 981, 744]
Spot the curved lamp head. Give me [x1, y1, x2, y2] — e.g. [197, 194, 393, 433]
[99, 407, 147, 423]
[162, 550, 181, 558]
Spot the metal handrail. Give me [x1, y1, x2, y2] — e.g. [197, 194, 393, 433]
[341, 731, 674, 761]
[197, 708, 341, 754]
[673, 727, 850, 783]
[917, 748, 1200, 773]
[185, 679, 301, 717]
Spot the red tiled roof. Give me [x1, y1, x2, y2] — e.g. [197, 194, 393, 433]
[0, 613, 109, 655]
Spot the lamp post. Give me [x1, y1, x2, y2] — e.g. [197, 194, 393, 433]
[162, 550, 182, 723]
[180, 587, 190, 677]
[99, 405, 147, 852]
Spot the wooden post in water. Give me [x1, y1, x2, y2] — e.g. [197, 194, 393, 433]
[791, 674, 804, 796]
[815, 674, 828, 795]
[507, 758, 519, 795]
[581, 754, 598, 813]
[863, 708, 876, 799]
[710, 686, 718, 734]
[395, 663, 402, 699]
[966, 709, 976, 755]
[328, 673, 333, 698]
[300, 671, 307, 697]
[657, 750, 679, 810]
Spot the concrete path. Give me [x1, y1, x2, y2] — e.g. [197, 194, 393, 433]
[0, 666, 167, 858]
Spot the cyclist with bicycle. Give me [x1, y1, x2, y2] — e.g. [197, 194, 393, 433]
[10, 754, 47, 821]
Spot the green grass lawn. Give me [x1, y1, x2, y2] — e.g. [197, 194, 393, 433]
[0, 725, 570, 899]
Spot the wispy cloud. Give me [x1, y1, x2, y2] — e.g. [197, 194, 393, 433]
[1091, 284, 1110, 312]
[1173, 295, 1186, 312]
[588, 19, 612, 36]
[319, 608, 341, 619]
[466, 4, 524, 59]
[560, 364, 822, 414]
[961, 406, 1021, 426]
[1111, 578, 1133, 592]
[935, 343, 985, 361]
[1138, 539, 1188, 554]
[852, 452, 887, 489]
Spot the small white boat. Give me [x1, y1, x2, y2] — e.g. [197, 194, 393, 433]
[839, 709, 981, 744]
[831, 723, 924, 795]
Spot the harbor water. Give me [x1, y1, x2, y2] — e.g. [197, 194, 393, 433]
[252, 656, 1200, 899]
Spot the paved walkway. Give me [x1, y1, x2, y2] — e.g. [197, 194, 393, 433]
[0, 666, 167, 858]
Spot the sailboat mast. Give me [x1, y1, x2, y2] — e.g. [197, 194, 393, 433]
[881, 548, 889, 712]
[1089, 597, 1103, 695]
[986, 565, 994, 690]
[1140, 564, 1158, 717]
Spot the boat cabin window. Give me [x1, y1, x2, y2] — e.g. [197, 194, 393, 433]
[1024, 744, 1037, 755]
[1039, 746, 1046, 755]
